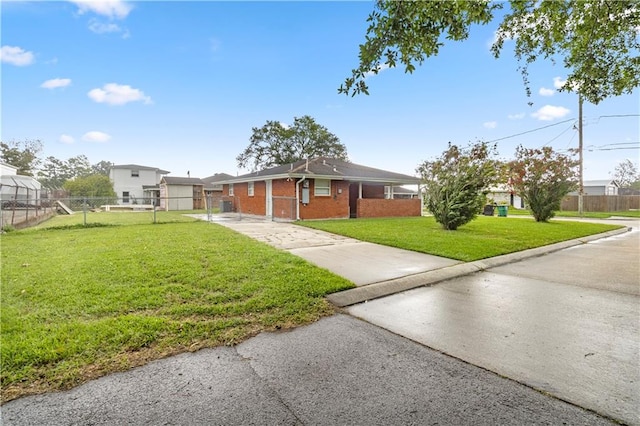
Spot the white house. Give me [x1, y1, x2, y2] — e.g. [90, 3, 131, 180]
[569, 180, 619, 196]
[109, 164, 170, 205]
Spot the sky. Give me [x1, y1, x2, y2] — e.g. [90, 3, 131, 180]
[2, 0, 639, 181]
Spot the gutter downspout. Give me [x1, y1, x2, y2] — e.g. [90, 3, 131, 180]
[295, 176, 306, 220]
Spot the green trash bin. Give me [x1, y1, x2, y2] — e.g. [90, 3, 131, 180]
[497, 205, 508, 217]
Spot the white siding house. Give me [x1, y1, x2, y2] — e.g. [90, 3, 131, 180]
[569, 180, 619, 196]
[109, 164, 170, 205]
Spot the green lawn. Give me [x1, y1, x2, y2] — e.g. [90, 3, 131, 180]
[1, 217, 353, 402]
[31, 209, 208, 229]
[297, 216, 622, 261]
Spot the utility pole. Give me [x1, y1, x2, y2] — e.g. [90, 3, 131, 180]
[578, 96, 584, 217]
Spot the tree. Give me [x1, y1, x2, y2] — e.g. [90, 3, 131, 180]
[63, 175, 117, 207]
[237, 115, 348, 171]
[340, 1, 639, 104]
[38, 155, 95, 189]
[418, 141, 503, 230]
[509, 146, 578, 222]
[0, 139, 43, 176]
[611, 159, 640, 188]
[92, 160, 114, 176]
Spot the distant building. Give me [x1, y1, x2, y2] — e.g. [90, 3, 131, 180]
[569, 180, 619, 196]
[109, 164, 170, 205]
[0, 162, 42, 206]
[159, 176, 205, 211]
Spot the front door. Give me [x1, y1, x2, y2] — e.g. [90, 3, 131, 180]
[349, 183, 359, 218]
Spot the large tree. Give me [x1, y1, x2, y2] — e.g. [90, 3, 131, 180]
[509, 146, 578, 222]
[418, 141, 503, 230]
[340, 1, 639, 104]
[38, 155, 93, 189]
[611, 159, 640, 188]
[237, 115, 348, 171]
[0, 139, 43, 176]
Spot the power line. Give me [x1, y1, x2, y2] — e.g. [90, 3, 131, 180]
[486, 118, 576, 143]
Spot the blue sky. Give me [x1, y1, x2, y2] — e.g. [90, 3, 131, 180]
[2, 1, 638, 181]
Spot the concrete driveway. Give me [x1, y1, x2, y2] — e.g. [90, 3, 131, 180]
[348, 223, 640, 425]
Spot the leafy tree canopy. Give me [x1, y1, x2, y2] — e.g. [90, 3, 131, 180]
[38, 155, 93, 189]
[418, 141, 503, 230]
[340, 0, 640, 104]
[237, 115, 348, 171]
[0, 139, 43, 176]
[63, 174, 117, 207]
[509, 146, 578, 222]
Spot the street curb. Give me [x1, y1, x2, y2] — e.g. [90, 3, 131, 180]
[326, 227, 631, 308]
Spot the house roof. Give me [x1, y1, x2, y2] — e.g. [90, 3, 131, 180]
[161, 176, 205, 185]
[583, 180, 619, 187]
[202, 172, 234, 183]
[110, 164, 171, 174]
[219, 157, 420, 185]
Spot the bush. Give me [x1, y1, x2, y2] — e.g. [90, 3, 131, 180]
[418, 142, 503, 230]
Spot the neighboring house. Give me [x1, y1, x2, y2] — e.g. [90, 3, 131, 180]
[159, 176, 205, 211]
[0, 162, 42, 206]
[487, 185, 525, 208]
[569, 180, 619, 196]
[202, 172, 234, 208]
[217, 157, 422, 221]
[109, 164, 170, 205]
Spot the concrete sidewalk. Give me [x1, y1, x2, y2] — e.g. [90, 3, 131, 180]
[210, 214, 632, 306]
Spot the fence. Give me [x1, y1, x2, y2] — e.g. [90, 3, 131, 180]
[0, 193, 223, 230]
[561, 195, 640, 212]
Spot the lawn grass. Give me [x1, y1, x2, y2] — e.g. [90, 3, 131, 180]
[297, 216, 622, 261]
[1, 219, 354, 402]
[30, 209, 206, 229]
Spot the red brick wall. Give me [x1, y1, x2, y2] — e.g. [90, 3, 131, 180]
[299, 180, 350, 220]
[357, 198, 421, 218]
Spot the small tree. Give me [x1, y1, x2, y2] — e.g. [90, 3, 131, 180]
[418, 142, 502, 230]
[237, 115, 348, 171]
[63, 174, 117, 207]
[509, 146, 578, 222]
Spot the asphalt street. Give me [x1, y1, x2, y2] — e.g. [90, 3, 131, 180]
[1, 315, 617, 426]
[348, 224, 640, 425]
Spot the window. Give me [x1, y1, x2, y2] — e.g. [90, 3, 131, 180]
[131, 170, 139, 177]
[314, 179, 330, 196]
[248, 182, 254, 197]
[228, 184, 234, 196]
[123, 191, 130, 203]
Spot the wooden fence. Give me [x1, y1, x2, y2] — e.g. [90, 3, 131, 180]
[561, 195, 640, 212]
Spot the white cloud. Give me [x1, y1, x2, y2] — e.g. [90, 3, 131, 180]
[508, 113, 525, 120]
[553, 76, 566, 89]
[1, 45, 35, 66]
[88, 83, 152, 105]
[483, 121, 497, 129]
[70, 0, 133, 19]
[278, 122, 290, 130]
[82, 131, 111, 143]
[41, 78, 72, 89]
[364, 63, 390, 79]
[539, 87, 555, 96]
[59, 134, 75, 144]
[88, 19, 122, 34]
[531, 105, 571, 121]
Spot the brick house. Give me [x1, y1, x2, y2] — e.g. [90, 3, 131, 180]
[217, 157, 422, 221]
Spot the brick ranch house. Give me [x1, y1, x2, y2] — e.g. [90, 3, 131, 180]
[217, 157, 422, 221]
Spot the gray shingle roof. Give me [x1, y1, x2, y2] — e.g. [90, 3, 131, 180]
[162, 177, 205, 185]
[111, 164, 170, 174]
[220, 157, 419, 185]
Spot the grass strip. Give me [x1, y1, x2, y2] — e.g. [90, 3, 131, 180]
[297, 216, 622, 261]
